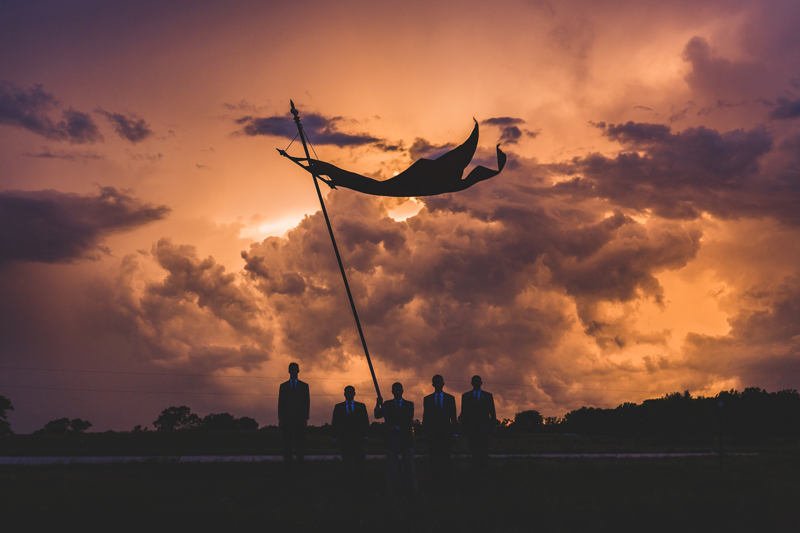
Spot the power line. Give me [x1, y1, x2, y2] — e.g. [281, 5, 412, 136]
[0, 384, 341, 397]
[0, 384, 623, 406]
[0, 366, 672, 395]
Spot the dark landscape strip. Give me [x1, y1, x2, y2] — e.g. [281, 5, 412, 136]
[0, 452, 758, 465]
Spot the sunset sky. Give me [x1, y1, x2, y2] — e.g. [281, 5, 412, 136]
[2, 0, 799, 433]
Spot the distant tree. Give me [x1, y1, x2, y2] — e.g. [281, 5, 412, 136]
[41, 417, 93, 435]
[43, 418, 72, 435]
[153, 406, 201, 431]
[236, 416, 259, 431]
[201, 412, 259, 431]
[0, 395, 14, 436]
[202, 412, 237, 431]
[544, 416, 563, 426]
[513, 410, 544, 431]
[70, 418, 92, 433]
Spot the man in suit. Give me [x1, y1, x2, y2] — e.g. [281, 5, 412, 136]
[278, 362, 310, 471]
[332, 385, 370, 485]
[460, 375, 497, 471]
[374, 382, 418, 493]
[422, 374, 458, 486]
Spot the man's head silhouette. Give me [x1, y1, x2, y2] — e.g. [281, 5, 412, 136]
[471, 375, 482, 391]
[432, 375, 444, 393]
[288, 362, 299, 379]
[344, 385, 356, 401]
[392, 382, 404, 400]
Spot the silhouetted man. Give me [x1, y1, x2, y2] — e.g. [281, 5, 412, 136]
[461, 375, 496, 471]
[278, 362, 309, 471]
[375, 382, 418, 493]
[422, 374, 457, 486]
[332, 385, 369, 485]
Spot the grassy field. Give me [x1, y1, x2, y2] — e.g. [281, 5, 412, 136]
[1, 453, 798, 532]
[1, 429, 789, 456]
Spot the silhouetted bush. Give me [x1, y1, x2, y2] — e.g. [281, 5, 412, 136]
[0, 395, 13, 436]
[153, 406, 201, 431]
[512, 410, 544, 431]
[39, 417, 93, 435]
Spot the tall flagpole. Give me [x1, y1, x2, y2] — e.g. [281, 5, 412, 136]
[288, 101, 407, 489]
[289, 100, 382, 398]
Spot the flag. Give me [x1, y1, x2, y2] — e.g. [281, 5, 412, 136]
[284, 120, 506, 197]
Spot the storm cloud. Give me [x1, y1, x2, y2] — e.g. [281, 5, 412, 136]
[95, 109, 154, 143]
[552, 121, 800, 225]
[481, 117, 540, 144]
[236, 111, 382, 148]
[238, 157, 703, 405]
[0, 82, 102, 143]
[0, 187, 170, 264]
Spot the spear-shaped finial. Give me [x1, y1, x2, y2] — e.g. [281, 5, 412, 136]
[290, 99, 299, 119]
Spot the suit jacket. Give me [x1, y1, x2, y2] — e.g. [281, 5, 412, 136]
[375, 398, 414, 449]
[278, 380, 310, 424]
[460, 389, 497, 437]
[422, 392, 457, 442]
[332, 401, 369, 443]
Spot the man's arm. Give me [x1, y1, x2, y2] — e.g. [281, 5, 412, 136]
[359, 404, 370, 439]
[332, 405, 341, 442]
[301, 382, 310, 421]
[448, 395, 459, 435]
[277, 383, 285, 425]
[488, 392, 497, 428]
[421, 397, 429, 437]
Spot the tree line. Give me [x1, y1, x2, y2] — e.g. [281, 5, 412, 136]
[501, 388, 800, 444]
[2, 387, 799, 443]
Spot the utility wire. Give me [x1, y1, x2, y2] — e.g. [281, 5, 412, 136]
[0, 366, 673, 395]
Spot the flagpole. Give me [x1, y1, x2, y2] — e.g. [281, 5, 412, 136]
[289, 100, 383, 397]
[288, 101, 407, 490]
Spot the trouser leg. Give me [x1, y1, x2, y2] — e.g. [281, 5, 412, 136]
[282, 424, 294, 467]
[403, 448, 418, 492]
[440, 441, 451, 483]
[295, 424, 306, 470]
[428, 440, 442, 485]
[386, 449, 399, 492]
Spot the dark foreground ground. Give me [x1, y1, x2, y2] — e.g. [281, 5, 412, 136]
[1, 454, 798, 532]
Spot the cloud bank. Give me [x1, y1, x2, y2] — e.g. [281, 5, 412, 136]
[0, 187, 170, 264]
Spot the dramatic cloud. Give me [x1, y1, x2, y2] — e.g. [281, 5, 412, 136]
[769, 98, 800, 120]
[238, 158, 703, 412]
[0, 82, 102, 143]
[95, 108, 153, 143]
[552, 121, 800, 225]
[79, 238, 274, 376]
[684, 277, 800, 391]
[236, 111, 382, 147]
[0, 187, 170, 264]
[481, 117, 540, 144]
[407, 138, 457, 160]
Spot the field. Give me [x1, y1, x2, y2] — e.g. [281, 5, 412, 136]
[2, 453, 798, 532]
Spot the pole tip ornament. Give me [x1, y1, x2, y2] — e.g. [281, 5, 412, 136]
[290, 100, 299, 118]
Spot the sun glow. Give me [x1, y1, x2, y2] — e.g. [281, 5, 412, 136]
[387, 197, 423, 221]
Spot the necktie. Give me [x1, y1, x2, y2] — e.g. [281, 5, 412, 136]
[292, 380, 296, 391]
[437, 394, 442, 409]
[396, 400, 400, 409]
[475, 391, 479, 400]
[347, 401, 352, 414]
